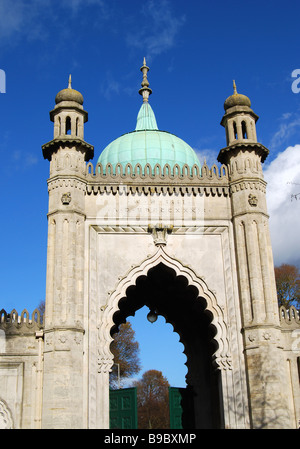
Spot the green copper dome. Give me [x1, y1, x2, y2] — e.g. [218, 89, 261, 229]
[98, 103, 200, 173]
[97, 59, 200, 174]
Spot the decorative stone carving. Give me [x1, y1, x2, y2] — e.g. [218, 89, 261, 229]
[61, 192, 71, 205]
[214, 355, 232, 371]
[263, 332, 271, 340]
[148, 224, 173, 246]
[0, 400, 13, 429]
[58, 335, 67, 344]
[97, 356, 113, 373]
[248, 193, 258, 207]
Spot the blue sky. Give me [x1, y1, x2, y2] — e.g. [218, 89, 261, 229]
[1, 0, 300, 388]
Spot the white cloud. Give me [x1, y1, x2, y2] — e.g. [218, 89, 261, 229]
[126, 0, 186, 60]
[0, 0, 110, 48]
[60, 0, 110, 19]
[0, 0, 50, 43]
[12, 150, 38, 168]
[193, 147, 219, 167]
[264, 144, 300, 268]
[269, 112, 300, 151]
[100, 73, 120, 100]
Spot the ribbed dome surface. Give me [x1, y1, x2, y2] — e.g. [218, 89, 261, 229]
[97, 102, 200, 173]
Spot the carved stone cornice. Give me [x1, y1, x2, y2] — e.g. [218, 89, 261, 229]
[86, 183, 229, 196]
[47, 176, 87, 192]
[85, 162, 229, 196]
[218, 142, 269, 164]
[229, 179, 267, 194]
[86, 161, 228, 182]
[91, 224, 229, 235]
[46, 162, 232, 196]
[47, 209, 86, 218]
[42, 136, 94, 161]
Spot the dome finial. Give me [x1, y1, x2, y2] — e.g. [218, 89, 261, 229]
[139, 57, 152, 103]
[55, 75, 84, 105]
[224, 80, 251, 111]
[233, 79, 237, 95]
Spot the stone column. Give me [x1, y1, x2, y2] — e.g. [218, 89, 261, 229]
[229, 154, 293, 428]
[41, 81, 94, 428]
[96, 368, 111, 429]
[42, 208, 86, 428]
[41, 146, 87, 428]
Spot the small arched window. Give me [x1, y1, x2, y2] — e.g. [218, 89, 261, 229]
[58, 116, 61, 135]
[242, 121, 248, 139]
[76, 117, 79, 136]
[66, 116, 71, 135]
[233, 121, 238, 140]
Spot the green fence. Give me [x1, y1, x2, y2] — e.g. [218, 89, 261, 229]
[169, 387, 185, 429]
[109, 387, 138, 429]
[110, 386, 194, 429]
[169, 387, 195, 429]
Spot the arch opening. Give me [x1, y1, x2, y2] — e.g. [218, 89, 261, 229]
[233, 121, 238, 140]
[242, 120, 248, 139]
[65, 116, 71, 135]
[76, 117, 79, 136]
[110, 262, 223, 429]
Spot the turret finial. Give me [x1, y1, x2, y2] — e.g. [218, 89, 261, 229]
[68, 74, 72, 89]
[233, 80, 237, 95]
[139, 57, 152, 102]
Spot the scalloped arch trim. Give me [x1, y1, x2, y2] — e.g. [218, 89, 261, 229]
[0, 399, 13, 429]
[98, 246, 231, 373]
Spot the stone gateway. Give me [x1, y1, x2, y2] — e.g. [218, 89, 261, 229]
[0, 61, 299, 429]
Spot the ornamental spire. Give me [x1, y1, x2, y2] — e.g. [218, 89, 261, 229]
[233, 79, 237, 95]
[139, 57, 152, 102]
[68, 74, 72, 89]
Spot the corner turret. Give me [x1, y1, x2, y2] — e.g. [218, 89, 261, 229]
[42, 75, 94, 162]
[218, 81, 268, 165]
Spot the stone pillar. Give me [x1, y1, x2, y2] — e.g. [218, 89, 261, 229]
[42, 79, 93, 427]
[228, 150, 293, 428]
[96, 369, 111, 429]
[42, 328, 85, 428]
[42, 165, 87, 428]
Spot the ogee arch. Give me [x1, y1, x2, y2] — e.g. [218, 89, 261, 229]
[98, 246, 231, 374]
